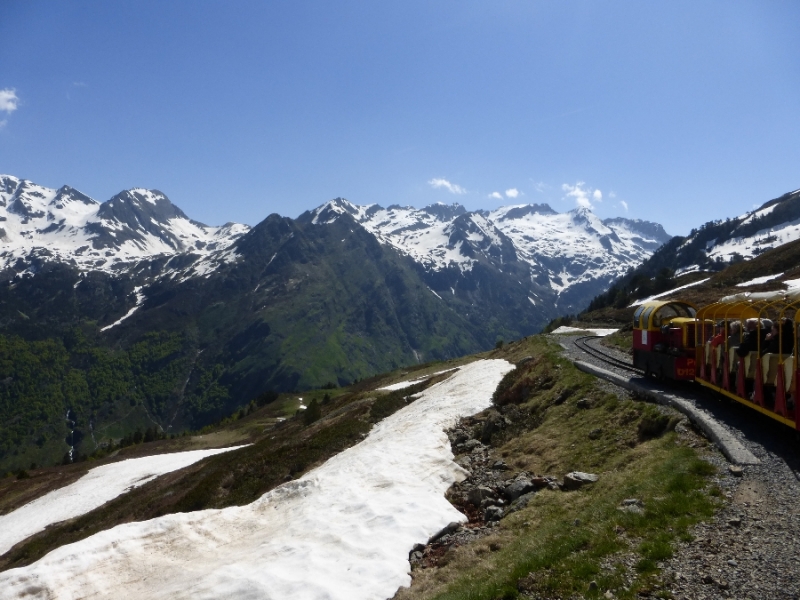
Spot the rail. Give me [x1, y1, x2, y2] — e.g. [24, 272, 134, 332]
[573, 336, 642, 375]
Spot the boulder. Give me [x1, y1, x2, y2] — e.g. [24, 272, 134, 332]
[503, 477, 535, 501]
[463, 439, 482, 452]
[481, 410, 506, 443]
[484, 505, 504, 522]
[506, 491, 535, 514]
[562, 471, 599, 490]
[468, 485, 495, 506]
[428, 521, 461, 544]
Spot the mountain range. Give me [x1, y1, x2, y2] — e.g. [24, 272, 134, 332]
[0, 174, 669, 470]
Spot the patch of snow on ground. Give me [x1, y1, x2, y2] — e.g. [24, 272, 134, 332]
[783, 278, 800, 289]
[629, 278, 711, 307]
[735, 273, 784, 287]
[0, 359, 513, 600]
[379, 367, 459, 391]
[550, 326, 618, 336]
[0, 446, 246, 557]
[100, 287, 145, 331]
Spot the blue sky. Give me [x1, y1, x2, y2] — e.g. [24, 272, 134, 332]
[1, 1, 798, 235]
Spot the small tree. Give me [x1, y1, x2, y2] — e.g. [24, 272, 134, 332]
[303, 398, 322, 425]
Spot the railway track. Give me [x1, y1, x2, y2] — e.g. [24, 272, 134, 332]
[573, 335, 642, 375]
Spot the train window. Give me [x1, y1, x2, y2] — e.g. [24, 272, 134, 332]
[652, 302, 697, 327]
[641, 307, 655, 329]
[633, 306, 645, 329]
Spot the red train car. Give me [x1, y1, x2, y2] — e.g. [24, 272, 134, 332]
[632, 300, 698, 380]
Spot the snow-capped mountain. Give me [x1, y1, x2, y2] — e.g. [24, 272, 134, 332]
[0, 175, 667, 313]
[304, 197, 670, 312]
[673, 188, 800, 275]
[0, 175, 249, 276]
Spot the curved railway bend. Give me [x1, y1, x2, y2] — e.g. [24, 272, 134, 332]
[557, 333, 800, 599]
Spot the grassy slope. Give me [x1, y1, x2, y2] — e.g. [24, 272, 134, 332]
[397, 337, 720, 600]
[0, 336, 722, 600]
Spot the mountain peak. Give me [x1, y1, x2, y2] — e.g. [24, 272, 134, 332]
[421, 202, 467, 221]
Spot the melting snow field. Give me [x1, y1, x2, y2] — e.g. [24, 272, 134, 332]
[0, 359, 513, 600]
[736, 273, 784, 287]
[550, 326, 618, 337]
[379, 367, 460, 391]
[628, 278, 711, 307]
[0, 446, 246, 557]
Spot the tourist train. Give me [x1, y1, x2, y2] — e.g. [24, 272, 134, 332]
[632, 291, 800, 431]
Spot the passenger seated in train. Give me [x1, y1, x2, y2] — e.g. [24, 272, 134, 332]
[736, 319, 772, 356]
[726, 321, 741, 349]
[709, 321, 725, 349]
[761, 319, 793, 356]
[780, 318, 795, 355]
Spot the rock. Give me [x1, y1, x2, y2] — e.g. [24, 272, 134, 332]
[727, 559, 738, 567]
[428, 521, 461, 544]
[702, 574, 715, 584]
[530, 476, 549, 489]
[453, 430, 470, 445]
[463, 439, 482, 452]
[589, 427, 602, 440]
[588, 580, 598, 591]
[410, 551, 423, 561]
[484, 505, 504, 522]
[504, 477, 535, 501]
[576, 397, 591, 409]
[553, 388, 572, 405]
[618, 498, 645, 514]
[728, 465, 744, 477]
[468, 485, 495, 506]
[481, 411, 506, 443]
[728, 517, 742, 527]
[492, 459, 510, 470]
[506, 491, 535, 514]
[562, 471, 599, 490]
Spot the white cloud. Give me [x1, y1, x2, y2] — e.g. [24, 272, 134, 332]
[505, 188, 520, 199]
[0, 89, 19, 114]
[608, 191, 617, 199]
[532, 181, 548, 193]
[428, 178, 466, 195]
[488, 192, 503, 200]
[0, 119, 6, 129]
[620, 200, 628, 212]
[562, 182, 604, 210]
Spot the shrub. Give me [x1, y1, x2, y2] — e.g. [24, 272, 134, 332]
[303, 398, 321, 425]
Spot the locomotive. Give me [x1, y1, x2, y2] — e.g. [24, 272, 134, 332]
[632, 291, 800, 432]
